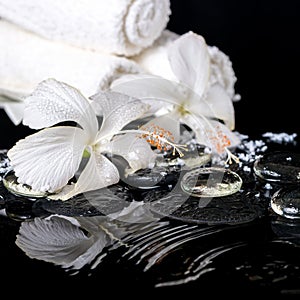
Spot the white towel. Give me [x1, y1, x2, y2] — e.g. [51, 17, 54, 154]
[132, 30, 240, 101]
[0, 20, 142, 125]
[0, 0, 171, 57]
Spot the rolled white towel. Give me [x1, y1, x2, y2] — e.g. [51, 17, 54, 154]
[132, 30, 240, 101]
[0, 20, 142, 125]
[0, 0, 171, 57]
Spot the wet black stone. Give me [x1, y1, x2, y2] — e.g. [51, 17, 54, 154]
[39, 184, 133, 217]
[36, 197, 103, 217]
[1, 178, 50, 220]
[270, 186, 300, 219]
[0, 132, 299, 295]
[253, 151, 300, 184]
[156, 143, 211, 168]
[144, 188, 265, 225]
[124, 166, 181, 190]
[3, 171, 49, 198]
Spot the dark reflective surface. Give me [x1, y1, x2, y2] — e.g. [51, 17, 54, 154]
[1, 132, 299, 297]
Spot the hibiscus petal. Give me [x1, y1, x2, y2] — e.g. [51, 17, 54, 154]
[23, 78, 98, 137]
[90, 90, 142, 117]
[91, 91, 151, 141]
[50, 150, 120, 200]
[204, 84, 235, 130]
[102, 134, 157, 175]
[141, 113, 181, 143]
[168, 31, 210, 97]
[181, 114, 240, 156]
[189, 84, 235, 130]
[110, 74, 185, 110]
[207, 119, 241, 150]
[7, 126, 87, 192]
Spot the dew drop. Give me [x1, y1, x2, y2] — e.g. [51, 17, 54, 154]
[271, 186, 300, 219]
[180, 167, 243, 198]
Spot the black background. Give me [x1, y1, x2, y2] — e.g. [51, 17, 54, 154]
[167, 0, 300, 138]
[1, 0, 300, 147]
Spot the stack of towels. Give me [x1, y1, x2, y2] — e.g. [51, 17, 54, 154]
[0, 0, 238, 125]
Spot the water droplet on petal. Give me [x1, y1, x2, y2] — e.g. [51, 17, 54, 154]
[271, 186, 300, 219]
[180, 167, 243, 198]
[253, 151, 300, 184]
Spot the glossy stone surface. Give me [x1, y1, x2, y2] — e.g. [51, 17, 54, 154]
[3, 172, 48, 198]
[40, 184, 133, 217]
[123, 166, 179, 189]
[110, 155, 180, 190]
[180, 167, 243, 198]
[144, 189, 264, 225]
[155, 143, 211, 168]
[271, 186, 300, 219]
[1, 131, 300, 295]
[253, 151, 300, 184]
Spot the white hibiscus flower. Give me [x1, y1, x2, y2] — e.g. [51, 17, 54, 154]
[7, 78, 159, 200]
[111, 31, 241, 163]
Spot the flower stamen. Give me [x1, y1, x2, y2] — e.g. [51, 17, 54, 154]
[138, 123, 187, 157]
[225, 147, 240, 164]
[207, 125, 239, 164]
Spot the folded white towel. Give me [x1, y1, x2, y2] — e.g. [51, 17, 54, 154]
[132, 30, 240, 101]
[0, 90, 25, 125]
[0, 20, 142, 125]
[0, 0, 171, 57]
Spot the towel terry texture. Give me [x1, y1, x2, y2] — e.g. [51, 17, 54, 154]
[0, 0, 171, 57]
[0, 20, 142, 124]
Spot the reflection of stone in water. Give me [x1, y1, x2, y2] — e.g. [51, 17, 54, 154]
[4, 195, 50, 221]
[271, 216, 300, 242]
[253, 151, 300, 184]
[271, 186, 300, 219]
[0, 195, 4, 209]
[145, 189, 264, 225]
[181, 167, 243, 198]
[232, 241, 300, 293]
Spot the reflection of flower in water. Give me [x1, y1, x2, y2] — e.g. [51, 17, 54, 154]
[15, 201, 163, 270]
